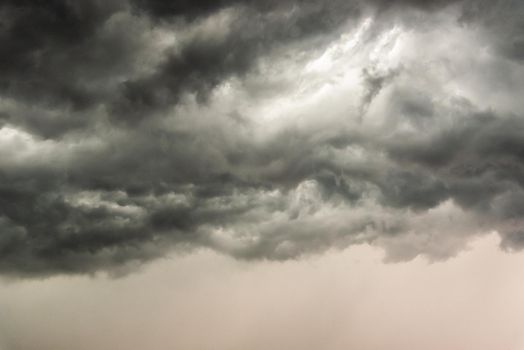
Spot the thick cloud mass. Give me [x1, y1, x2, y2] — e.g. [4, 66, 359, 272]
[1, 0, 524, 276]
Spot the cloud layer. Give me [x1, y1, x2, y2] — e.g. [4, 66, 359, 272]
[1, 0, 524, 276]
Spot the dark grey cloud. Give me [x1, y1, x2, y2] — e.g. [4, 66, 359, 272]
[112, 0, 364, 123]
[1, 0, 524, 276]
[0, 0, 157, 137]
[383, 109, 524, 242]
[0, 0, 124, 106]
[460, 0, 524, 62]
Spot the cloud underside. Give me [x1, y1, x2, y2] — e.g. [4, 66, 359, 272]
[1, 0, 524, 276]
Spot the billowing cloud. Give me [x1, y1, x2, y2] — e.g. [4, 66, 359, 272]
[1, 0, 524, 276]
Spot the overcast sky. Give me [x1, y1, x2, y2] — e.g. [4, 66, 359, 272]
[1, 0, 524, 348]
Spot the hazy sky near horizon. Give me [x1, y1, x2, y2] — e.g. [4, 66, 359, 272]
[2, 233, 524, 350]
[1, 0, 524, 348]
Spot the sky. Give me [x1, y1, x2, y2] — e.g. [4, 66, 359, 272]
[1, 0, 524, 348]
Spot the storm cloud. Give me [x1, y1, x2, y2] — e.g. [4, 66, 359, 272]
[1, 0, 524, 276]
